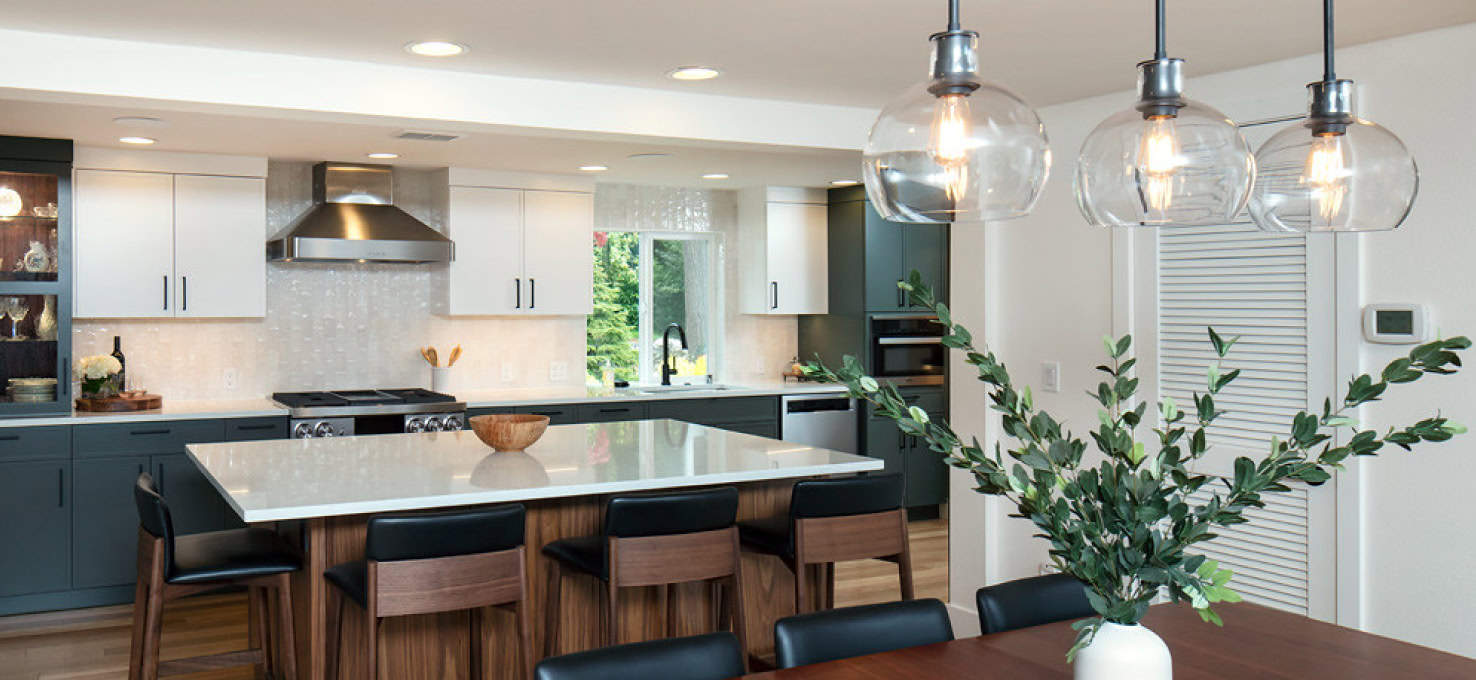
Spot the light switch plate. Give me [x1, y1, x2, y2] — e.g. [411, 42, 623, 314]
[1041, 361, 1061, 393]
[549, 360, 568, 382]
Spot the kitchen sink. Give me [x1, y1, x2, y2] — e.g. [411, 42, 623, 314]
[630, 384, 739, 395]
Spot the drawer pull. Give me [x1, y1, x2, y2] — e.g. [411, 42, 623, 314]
[599, 408, 630, 413]
[0, 434, 19, 441]
[234, 424, 278, 431]
[531, 411, 562, 417]
[130, 428, 172, 436]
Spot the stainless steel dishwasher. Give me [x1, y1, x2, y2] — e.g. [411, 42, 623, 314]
[780, 394, 859, 454]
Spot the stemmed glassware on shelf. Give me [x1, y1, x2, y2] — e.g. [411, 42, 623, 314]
[3, 297, 29, 340]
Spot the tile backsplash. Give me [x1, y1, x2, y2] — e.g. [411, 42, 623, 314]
[71, 164, 796, 399]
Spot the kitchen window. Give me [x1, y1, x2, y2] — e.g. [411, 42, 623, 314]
[588, 230, 720, 386]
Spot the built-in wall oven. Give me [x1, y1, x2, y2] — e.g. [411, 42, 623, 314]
[870, 313, 946, 386]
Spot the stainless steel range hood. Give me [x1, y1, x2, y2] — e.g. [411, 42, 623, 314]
[267, 162, 453, 263]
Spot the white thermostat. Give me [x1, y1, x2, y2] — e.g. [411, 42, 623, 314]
[1363, 304, 1428, 344]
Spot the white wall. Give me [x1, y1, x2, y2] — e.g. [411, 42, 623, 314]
[948, 22, 1476, 658]
[73, 167, 797, 397]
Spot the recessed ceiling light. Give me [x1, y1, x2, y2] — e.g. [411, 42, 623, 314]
[579, 165, 610, 172]
[669, 66, 721, 81]
[112, 116, 166, 128]
[830, 179, 860, 186]
[367, 152, 399, 159]
[701, 173, 729, 180]
[406, 41, 467, 57]
[118, 136, 156, 145]
[627, 152, 673, 160]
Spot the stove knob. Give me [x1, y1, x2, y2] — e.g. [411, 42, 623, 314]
[423, 417, 443, 432]
[442, 415, 464, 431]
[293, 423, 315, 439]
[314, 422, 337, 438]
[405, 418, 425, 433]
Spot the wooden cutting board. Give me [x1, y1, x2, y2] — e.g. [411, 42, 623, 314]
[75, 393, 163, 412]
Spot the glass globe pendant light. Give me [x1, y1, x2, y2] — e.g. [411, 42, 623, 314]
[863, 0, 1050, 224]
[1075, 0, 1255, 228]
[1249, 0, 1417, 233]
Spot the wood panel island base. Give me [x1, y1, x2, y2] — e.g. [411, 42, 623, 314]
[187, 419, 882, 680]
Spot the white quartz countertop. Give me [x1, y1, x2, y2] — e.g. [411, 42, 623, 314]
[188, 419, 881, 522]
[0, 382, 846, 427]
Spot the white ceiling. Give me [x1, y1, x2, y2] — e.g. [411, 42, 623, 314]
[0, 98, 861, 188]
[4, 0, 1475, 107]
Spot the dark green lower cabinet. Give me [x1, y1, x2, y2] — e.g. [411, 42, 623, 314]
[72, 455, 151, 589]
[718, 421, 779, 438]
[154, 453, 228, 535]
[0, 460, 71, 597]
[865, 412, 949, 509]
[866, 418, 907, 477]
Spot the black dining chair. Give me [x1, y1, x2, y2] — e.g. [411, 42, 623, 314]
[323, 504, 532, 680]
[533, 631, 745, 680]
[738, 474, 911, 613]
[975, 573, 1096, 634]
[130, 472, 301, 680]
[541, 486, 746, 660]
[772, 597, 954, 669]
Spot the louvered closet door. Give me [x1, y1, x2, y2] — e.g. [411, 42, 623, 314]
[1155, 213, 1337, 621]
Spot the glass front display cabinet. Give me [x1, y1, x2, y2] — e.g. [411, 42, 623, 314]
[0, 136, 72, 416]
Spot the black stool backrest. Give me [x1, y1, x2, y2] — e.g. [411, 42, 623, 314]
[975, 573, 1096, 634]
[133, 472, 176, 567]
[773, 598, 954, 669]
[366, 504, 526, 562]
[534, 632, 744, 680]
[603, 486, 738, 538]
[789, 473, 903, 520]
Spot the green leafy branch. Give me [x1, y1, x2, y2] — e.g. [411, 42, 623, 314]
[802, 271, 1468, 660]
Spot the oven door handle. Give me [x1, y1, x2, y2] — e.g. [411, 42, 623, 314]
[876, 337, 944, 345]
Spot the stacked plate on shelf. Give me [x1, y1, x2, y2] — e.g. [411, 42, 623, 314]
[9, 377, 57, 403]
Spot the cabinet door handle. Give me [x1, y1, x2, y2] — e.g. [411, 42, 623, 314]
[515, 278, 521, 309]
[157, 464, 165, 492]
[530, 278, 536, 309]
[130, 428, 171, 436]
[162, 275, 169, 310]
[57, 468, 64, 508]
[181, 276, 188, 312]
[770, 281, 779, 310]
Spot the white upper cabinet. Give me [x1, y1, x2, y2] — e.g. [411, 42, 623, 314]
[438, 169, 594, 316]
[74, 170, 175, 318]
[173, 175, 267, 318]
[739, 187, 828, 315]
[73, 149, 267, 319]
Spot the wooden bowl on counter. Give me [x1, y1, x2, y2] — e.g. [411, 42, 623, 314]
[468, 414, 550, 452]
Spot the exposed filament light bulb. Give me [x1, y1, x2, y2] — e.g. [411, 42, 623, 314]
[1136, 115, 1181, 212]
[930, 93, 972, 167]
[1304, 133, 1348, 224]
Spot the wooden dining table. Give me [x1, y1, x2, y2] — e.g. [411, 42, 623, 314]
[741, 602, 1476, 679]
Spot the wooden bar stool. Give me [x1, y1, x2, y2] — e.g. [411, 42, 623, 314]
[541, 486, 746, 664]
[323, 504, 533, 680]
[738, 474, 911, 613]
[130, 472, 301, 680]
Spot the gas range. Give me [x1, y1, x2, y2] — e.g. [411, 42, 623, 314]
[271, 389, 467, 439]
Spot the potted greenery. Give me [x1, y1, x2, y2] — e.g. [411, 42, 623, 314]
[803, 274, 1467, 678]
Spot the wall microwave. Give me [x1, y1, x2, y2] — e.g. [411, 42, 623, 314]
[870, 313, 946, 386]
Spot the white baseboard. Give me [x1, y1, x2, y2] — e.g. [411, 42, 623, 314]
[946, 600, 981, 637]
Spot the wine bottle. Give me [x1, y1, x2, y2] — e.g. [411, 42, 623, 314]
[111, 336, 126, 391]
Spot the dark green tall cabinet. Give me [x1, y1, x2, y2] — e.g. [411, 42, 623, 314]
[798, 185, 951, 515]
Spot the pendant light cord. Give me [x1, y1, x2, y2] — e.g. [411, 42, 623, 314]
[1154, 0, 1167, 60]
[1322, 0, 1336, 81]
[947, 0, 961, 32]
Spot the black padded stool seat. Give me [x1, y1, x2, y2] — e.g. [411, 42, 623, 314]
[534, 632, 745, 680]
[538, 536, 606, 578]
[737, 474, 911, 614]
[773, 598, 954, 669]
[975, 573, 1096, 634]
[130, 472, 300, 680]
[168, 528, 301, 584]
[323, 504, 533, 680]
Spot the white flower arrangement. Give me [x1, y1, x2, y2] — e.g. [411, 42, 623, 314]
[75, 354, 122, 380]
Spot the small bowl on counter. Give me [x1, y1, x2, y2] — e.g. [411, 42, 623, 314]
[468, 413, 550, 452]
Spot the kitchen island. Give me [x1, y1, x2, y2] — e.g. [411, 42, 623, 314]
[188, 419, 881, 680]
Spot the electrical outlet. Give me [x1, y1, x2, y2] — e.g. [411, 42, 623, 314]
[1041, 361, 1061, 393]
[501, 362, 516, 383]
[222, 368, 239, 391]
[549, 360, 568, 382]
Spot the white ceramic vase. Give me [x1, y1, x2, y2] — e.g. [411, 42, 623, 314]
[1074, 622, 1172, 680]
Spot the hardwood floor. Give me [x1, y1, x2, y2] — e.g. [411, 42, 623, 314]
[0, 519, 947, 680]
